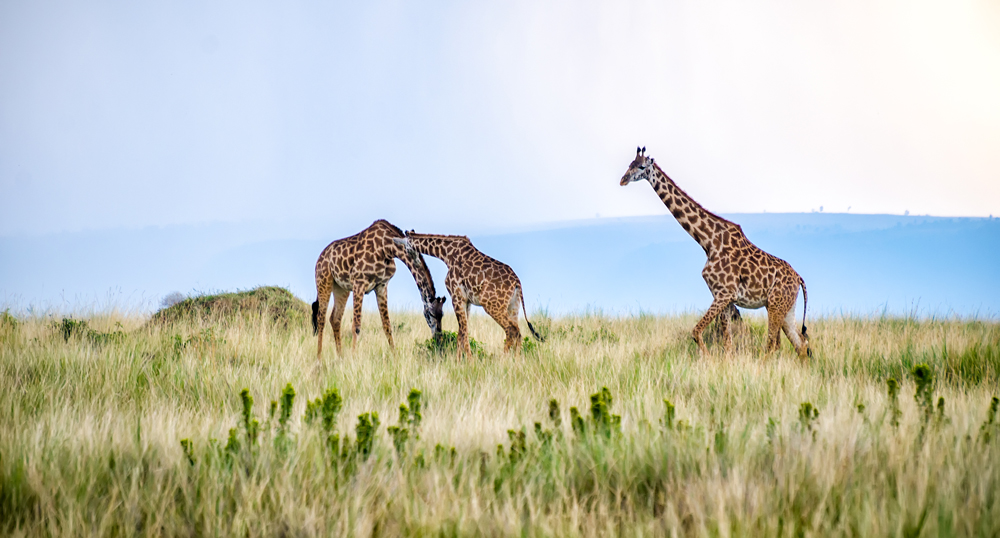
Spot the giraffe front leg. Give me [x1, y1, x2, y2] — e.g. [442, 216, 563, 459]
[350, 280, 367, 349]
[330, 287, 349, 355]
[692, 296, 735, 357]
[374, 283, 394, 349]
[454, 298, 471, 360]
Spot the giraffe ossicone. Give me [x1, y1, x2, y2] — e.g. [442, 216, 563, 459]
[621, 148, 811, 358]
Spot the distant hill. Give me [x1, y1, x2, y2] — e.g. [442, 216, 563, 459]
[1, 214, 997, 317]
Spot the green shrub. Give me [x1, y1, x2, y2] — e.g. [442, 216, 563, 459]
[420, 331, 486, 357]
[54, 318, 125, 345]
[388, 389, 424, 456]
[355, 412, 381, 460]
[240, 388, 259, 447]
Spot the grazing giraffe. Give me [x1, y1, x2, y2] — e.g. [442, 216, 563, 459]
[620, 147, 811, 358]
[393, 232, 544, 358]
[312, 220, 446, 359]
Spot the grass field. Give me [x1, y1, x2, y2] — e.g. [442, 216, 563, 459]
[1, 297, 999, 537]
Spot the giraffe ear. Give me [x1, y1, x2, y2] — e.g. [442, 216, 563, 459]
[392, 237, 407, 247]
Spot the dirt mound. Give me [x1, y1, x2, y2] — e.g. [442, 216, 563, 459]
[149, 286, 310, 328]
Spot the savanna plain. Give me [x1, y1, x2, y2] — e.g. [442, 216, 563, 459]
[1, 289, 999, 537]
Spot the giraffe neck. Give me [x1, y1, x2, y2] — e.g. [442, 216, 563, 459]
[407, 234, 472, 267]
[649, 163, 728, 254]
[395, 250, 437, 305]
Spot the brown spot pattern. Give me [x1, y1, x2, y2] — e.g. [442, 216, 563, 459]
[619, 152, 810, 358]
[313, 220, 442, 360]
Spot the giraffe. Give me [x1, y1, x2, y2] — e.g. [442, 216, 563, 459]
[312, 219, 447, 359]
[392, 231, 544, 359]
[620, 147, 811, 358]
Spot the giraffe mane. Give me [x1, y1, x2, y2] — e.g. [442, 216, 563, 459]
[652, 161, 737, 227]
[407, 232, 472, 243]
[378, 219, 406, 237]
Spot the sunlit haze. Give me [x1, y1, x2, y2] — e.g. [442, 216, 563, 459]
[2, 2, 998, 237]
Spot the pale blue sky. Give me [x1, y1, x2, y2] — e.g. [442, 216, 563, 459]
[2, 1, 999, 237]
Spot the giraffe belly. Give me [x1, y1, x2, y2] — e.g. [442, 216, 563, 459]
[461, 284, 482, 306]
[734, 292, 767, 310]
[333, 276, 378, 294]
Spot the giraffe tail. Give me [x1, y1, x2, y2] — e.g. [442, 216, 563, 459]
[797, 275, 808, 337]
[519, 288, 545, 343]
[311, 300, 320, 335]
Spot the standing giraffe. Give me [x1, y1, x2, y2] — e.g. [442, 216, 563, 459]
[312, 220, 446, 358]
[392, 232, 544, 358]
[620, 147, 811, 358]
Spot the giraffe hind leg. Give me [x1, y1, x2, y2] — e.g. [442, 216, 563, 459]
[486, 301, 520, 354]
[718, 304, 734, 356]
[314, 288, 331, 360]
[507, 292, 523, 352]
[781, 302, 809, 359]
[765, 303, 787, 355]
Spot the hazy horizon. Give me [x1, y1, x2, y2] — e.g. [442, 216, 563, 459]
[3, 212, 997, 319]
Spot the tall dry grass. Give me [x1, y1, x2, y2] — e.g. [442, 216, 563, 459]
[1, 308, 998, 536]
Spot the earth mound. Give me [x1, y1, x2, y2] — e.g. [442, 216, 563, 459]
[149, 286, 310, 328]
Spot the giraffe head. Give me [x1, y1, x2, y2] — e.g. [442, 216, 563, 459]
[424, 296, 446, 334]
[620, 146, 654, 186]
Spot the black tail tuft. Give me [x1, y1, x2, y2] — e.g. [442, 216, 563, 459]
[798, 275, 809, 336]
[527, 321, 545, 343]
[311, 300, 319, 335]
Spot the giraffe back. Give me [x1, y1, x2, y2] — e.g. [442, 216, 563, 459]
[315, 220, 401, 292]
